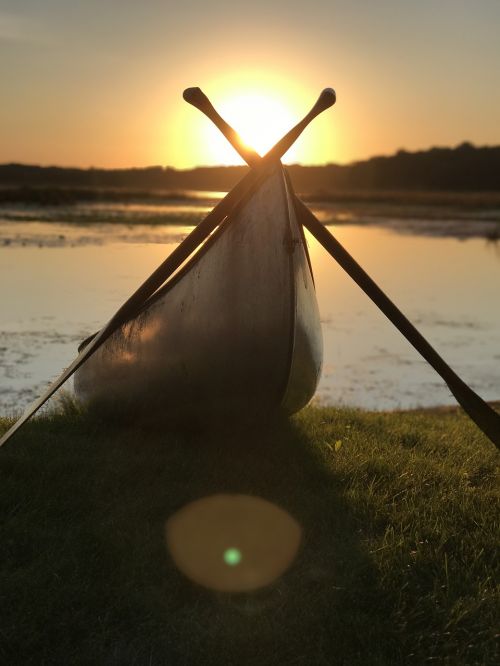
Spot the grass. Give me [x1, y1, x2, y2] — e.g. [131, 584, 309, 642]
[0, 404, 498, 665]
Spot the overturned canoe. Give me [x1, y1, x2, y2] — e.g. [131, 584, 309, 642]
[74, 165, 322, 422]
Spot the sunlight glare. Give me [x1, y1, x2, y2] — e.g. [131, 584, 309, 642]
[204, 93, 298, 165]
[163, 71, 337, 168]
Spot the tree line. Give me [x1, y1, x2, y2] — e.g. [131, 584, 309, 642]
[1, 143, 499, 194]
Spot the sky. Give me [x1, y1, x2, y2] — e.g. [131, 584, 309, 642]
[1, 0, 499, 169]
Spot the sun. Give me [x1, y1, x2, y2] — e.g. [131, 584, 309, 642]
[161, 72, 337, 168]
[203, 92, 299, 165]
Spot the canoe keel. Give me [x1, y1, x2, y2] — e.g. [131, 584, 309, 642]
[74, 167, 323, 423]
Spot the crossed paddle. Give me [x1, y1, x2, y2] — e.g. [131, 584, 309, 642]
[1, 88, 498, 448]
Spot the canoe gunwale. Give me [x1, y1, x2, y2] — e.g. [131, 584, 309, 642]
[278, 171, 302, 410]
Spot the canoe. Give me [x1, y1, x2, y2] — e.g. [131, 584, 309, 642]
[74, 165, 323, 422]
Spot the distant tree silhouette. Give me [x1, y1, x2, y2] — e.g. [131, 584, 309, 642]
[1, 143, 499, 195]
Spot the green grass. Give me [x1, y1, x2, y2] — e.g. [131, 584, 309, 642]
[1, 405, 498, 665]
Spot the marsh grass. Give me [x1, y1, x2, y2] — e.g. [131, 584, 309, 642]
[0, 404, 498, 665]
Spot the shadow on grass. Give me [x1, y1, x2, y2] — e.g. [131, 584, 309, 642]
[0, 411, 403, 665]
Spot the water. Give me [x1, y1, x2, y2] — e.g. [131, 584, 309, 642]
[311, 225, 499, 409]
[1, 197, 499, 414]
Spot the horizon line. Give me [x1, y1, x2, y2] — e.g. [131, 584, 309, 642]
[1, 140, 498, 173]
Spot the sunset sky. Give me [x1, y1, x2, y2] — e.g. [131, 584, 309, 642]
[1, 0, 499, 169]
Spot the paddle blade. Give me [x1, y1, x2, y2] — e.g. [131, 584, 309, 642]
[311, 88, 336, 116]
[183, 87, 213, 114]
[294, 199, 500, 450]
[183, 86, 261, 166]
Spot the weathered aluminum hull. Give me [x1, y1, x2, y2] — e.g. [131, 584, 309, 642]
[74, 167, 322, 421]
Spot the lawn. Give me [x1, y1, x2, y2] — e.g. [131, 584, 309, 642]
[1, 404, 498, 665]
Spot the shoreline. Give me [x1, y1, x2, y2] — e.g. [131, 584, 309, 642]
[2, 400, 499, 425]
[1, 185, 500, 208]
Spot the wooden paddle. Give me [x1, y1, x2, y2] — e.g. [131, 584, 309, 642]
[0, 89, 335, 448]
[184, 87, 500, 448]
[182, 88, 337, 168]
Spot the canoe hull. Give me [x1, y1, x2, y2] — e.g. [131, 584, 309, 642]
[74, 167, 322, 422]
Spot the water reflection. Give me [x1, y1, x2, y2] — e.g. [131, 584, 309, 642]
[0, 221, 499, 414]
[485, 236, 500, 259]
[308, 225, 500, 409]
[0, 220, 192, 248]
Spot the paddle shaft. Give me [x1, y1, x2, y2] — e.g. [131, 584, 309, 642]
[183, 87, 335, 169]
[0, 90, 335, 447]
[187, 89, 500, 448]
[295, 198, 500, 448]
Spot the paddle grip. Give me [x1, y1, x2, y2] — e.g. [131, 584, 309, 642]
[310, 88, 336, 117]
[183, 87, 214, 115]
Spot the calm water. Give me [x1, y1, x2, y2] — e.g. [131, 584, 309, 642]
[1, 199, 499, 414]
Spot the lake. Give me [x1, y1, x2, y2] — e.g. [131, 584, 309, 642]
[1, 196, 499, 415]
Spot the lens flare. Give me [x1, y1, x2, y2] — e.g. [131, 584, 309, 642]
[223, 548, 242, 567]
[165, 494, 302, 593]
